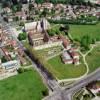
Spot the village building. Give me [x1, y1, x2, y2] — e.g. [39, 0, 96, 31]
[0, 25, 27, 73]
[87, 81, 100, 94]
[41, 3, 53, 9]
[61, 47, 79, 65]
[61, 51, 73, 64]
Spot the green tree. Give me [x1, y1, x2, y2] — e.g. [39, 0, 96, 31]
[1, 56, 7, 63]
[35, 0, 44, 4]
[81, 35, 92, 50]
[18, 32, 27, 41]
[2, 1, 11, 8]
[41, 8, 49, 17]
[59, 24, 70, 35]
[19, 22, 24, 26]
[29, 3, 33, 11]
[13, 16, 19, 21]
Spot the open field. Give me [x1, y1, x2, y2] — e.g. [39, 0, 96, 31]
[69, 23, 100, 41]
[0, 69, 47, 100]
[86, 45, 100, 73]
[48, 55, 86, 79]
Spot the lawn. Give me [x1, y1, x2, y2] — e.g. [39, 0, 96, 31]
[0, 69, 47, 100]
[69, 23, 100, 41]
[48, 56, 86, 79]
[37, 46, 63, 58]
[86, 45, 100, 73]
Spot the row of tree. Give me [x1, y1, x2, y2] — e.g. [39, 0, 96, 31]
[35, 0, 99, 6]
[48, 18, 98, 25]
[25, 44, 55, 80]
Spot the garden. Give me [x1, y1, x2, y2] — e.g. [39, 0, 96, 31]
[48, 55, 86, 79]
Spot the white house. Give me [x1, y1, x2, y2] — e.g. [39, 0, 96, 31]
[1, 60, 20, 72]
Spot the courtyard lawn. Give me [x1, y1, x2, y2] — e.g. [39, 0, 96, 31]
[86, 45, 100, 73]
[48, 56, 86, 79]
[69, 23, 100, 41]
[0, 69, 47, 100]
[37, 46, 63, 58]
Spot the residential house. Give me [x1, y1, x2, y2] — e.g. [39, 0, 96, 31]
[41, 3, 53, 9]
[87, 81, 100, 94]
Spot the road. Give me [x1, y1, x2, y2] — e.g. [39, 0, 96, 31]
[0, 13, 61, 93]
[44, 68, 100, 100]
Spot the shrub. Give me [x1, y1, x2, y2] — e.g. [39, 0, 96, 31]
[18, 32, 27, 41]
[42, 89, 48, 96]
[17, 68, 24, 73]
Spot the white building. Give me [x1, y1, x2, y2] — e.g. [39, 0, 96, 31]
[61, 51, 73, 64]
[1, 60, 20, 72]
[24, 18, 50, 32]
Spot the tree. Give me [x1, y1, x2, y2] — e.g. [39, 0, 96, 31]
[41, 8, 49, 17]
[3, 17, 8, 23]
[2, 1, 11, 8]
[16, 3, 22, 11]
[42, 89, 48, 96]
[18, 32, 27, 41]
[17, 68, 24, 73]
[13, 16, 19, 21]
[19, 22, 24, 26]
[81, 35, 92, 50]
[29, 3, 33, 11]
[35, 0, 44, 4]
[83, 94, 91, 99]
[59, 24, 70, 35]
[51, 8, 55, 15]
[1, 56, 7, 63]
[12, 4, 22, 12]
[47, 29, 55, 36]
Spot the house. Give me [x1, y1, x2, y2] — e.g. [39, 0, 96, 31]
[61, 47, 79, 65]
[3, 7, 11, 13]
[60, 35, 71, 50]
[1, 60, 20, 72]
[61, 51, 73, 64]
[41, 3, 53, 9]
[87, 81, 100, 94]
[85, 0, 100, 5]
[14, 11, 26, 20]
[69, 50, 79, 59]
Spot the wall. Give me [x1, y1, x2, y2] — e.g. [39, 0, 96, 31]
[34, 41, 62, 50]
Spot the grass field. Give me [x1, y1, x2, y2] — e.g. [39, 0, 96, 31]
[86, 45, 100, 73]
[48, 56, 86, 79]
[0, 69, 47, 100]
[69, 23, 100, 41]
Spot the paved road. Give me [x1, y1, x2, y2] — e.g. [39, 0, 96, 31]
[0, 13, 100, 100]
[0, 14, 61, 93]
[44, 68, 100, 100]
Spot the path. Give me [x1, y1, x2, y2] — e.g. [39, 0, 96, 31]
[57, 33, 100, 83]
